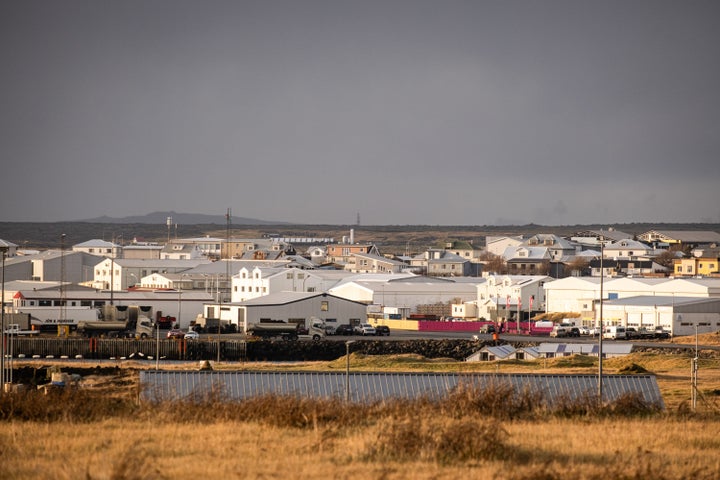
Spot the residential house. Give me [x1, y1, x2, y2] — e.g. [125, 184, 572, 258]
[170, 237, 224, 259]
[0, 239, 19, 257]
[348, 252, 408, 274]
[325, 242, 380, 266]
[474, 274, 550, 322]
[72, 239, 121, 258]
[443, 240, 480, 262]
[503, 245, 551, 275]
[637, 230, 720, 249]
[602, 239, 655, 260]
[589, 258, 668, 277]
[92, 258, 211, 291]
[232, 266, 329, 302]
[411, 249, 475, 277]
[673, 247, 720, 277]
[485, 236, 523, 257]
[305, 246, 327, 265]
[161, 242, 203, 260]
[569, 228, 633, 248]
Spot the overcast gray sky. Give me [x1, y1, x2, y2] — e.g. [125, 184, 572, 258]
[1, 1, 718, 225]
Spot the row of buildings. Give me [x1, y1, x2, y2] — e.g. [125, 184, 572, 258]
[1, 228, 719, 336]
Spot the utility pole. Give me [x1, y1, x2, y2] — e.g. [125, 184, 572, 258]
[598, 234, 605, 406]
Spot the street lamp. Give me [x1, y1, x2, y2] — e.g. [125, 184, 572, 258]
[345, 340, 355, 402]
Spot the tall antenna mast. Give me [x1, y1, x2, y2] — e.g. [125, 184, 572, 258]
[219, 207, 231, 363]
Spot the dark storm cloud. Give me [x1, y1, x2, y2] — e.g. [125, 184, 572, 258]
[1, 0, 718, 225]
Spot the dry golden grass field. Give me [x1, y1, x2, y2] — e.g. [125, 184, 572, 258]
[1, 334, 719, 480]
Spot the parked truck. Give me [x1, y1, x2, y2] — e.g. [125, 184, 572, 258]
[192, 314, 237, 334]
[246, 318, 327, 341]
[76, 305, 155, 338]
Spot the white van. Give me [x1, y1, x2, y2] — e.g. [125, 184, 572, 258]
[603, 326, 626, 340]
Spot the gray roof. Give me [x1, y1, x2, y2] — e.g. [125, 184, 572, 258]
[73, 239, 117, 248]
[641, 230, 720, 243]
[235, 291, 360, 307]
[140, 370, 664, 408]
[0, 239, 19, 248]
[602, 295, 720, 308]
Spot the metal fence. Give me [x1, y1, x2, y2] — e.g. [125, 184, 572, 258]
[139, 370, 664, 408]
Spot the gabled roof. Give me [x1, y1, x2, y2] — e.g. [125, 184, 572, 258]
[638, 230, 720, 244]
[522, 234, 577, 250]
[73, 239, 117, 248]
[0, 239, 18, 248]
[503, 246, 552, 261]
[604, 239, 652, 250]
[352, 252, 407, 266]
[236, 291, 366, 307]
[572, 229, 632, 242]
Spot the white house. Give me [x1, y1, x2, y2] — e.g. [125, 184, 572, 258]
[602, 239, 655, 260]
[474, 275, 551, 321]
[349, 252, 409, 274]
[485, 236, 523, 256]
[72, 239, 121, 258]
[92, 258, 211, 291]
[232, 267, 327, 303]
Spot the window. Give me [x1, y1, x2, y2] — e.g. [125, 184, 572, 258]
[321, 301, 329, 311]
[287, 273, 293, 279]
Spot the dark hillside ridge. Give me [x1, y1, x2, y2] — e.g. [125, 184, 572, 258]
[1, 221, 718, 252]
[77, 211, 284, 225]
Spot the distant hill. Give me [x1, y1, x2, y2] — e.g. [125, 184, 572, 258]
[77, 211, 285, 225]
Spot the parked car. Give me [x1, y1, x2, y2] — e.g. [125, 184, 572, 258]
[567, 327, 581, 337]
[354, 323, 376, 336]
[183, 330, 200, 340]
[549, 326, 568, 338]
[166, 328, 185, 339]
[375, 325, 390, 336]
[603, 326, 627, 340]
[625, 327, 639, 340]
[479, 324, 496, 334]
[577, 326, 590, 336]
[654, 327, 671, 339]
[636, 327, 656, 339]
[335, 324, 354, 336]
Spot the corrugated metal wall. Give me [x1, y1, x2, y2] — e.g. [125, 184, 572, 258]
[139, 371, 664, 408]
